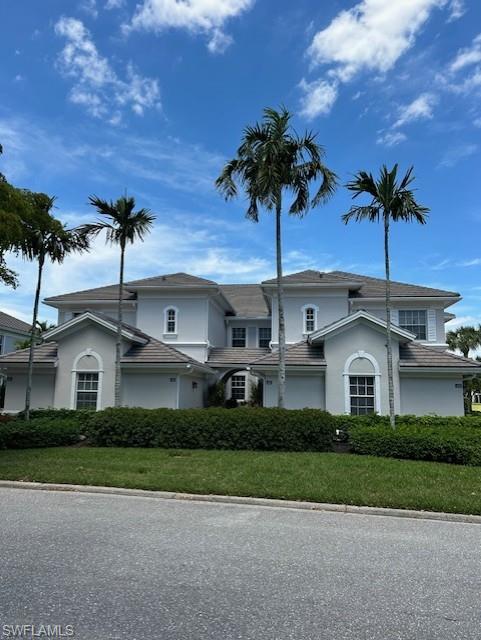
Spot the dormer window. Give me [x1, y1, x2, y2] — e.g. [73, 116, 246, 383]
[164, 308, 177, 334]
[302, 305, 318, 334]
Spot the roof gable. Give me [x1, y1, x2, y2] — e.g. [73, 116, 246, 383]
[43, 311, 149, 344]
[309, 310, 415, 342]
[0, 311, 31, 334]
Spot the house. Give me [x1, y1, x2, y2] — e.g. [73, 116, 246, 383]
[0, 310, 31, 410]
[0, 270, 479, 416]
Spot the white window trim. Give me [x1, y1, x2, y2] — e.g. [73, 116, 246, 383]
[0, 334, 4, 355]
[398, 309, 428, 341]
[70, 349, 104, 410]
[163, 306, 179, 336]
[258, 326, 272, 348]
[343, 351, 381, 415]
[231, 326, 247, 347]
[301, 304, 319, 335]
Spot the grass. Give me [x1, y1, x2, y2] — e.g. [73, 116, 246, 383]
[1, 447, 481, 515]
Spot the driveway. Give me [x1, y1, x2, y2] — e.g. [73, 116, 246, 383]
[1, 487, 480, 639]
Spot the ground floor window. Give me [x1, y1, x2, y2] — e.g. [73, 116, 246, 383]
[76, 373, 99, 409]
[230, 375, 246, 401]
[349, 375, 375, 415]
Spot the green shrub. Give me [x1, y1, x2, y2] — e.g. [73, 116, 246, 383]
[349, 424, 481, 466]
[87, 407, 336, 452]
[0, 418, 84, 450]
[16, 408, 94, 423]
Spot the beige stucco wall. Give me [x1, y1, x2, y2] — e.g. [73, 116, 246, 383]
[262, 372, 325, 409]
[400, 375, 465, 416]
[4, 372, 55, 412]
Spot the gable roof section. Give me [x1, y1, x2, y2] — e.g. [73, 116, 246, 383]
[0, 342, 57, 365]
[43, 311, 150, 344]
[0, 311, 31, 334]
[399, 343, 481, 369]
[262, 270, 362, 286]
[309, 310, 415, 342]
[334, 270, 460, 299]
[45, 284, 136, 304]
[121, 339, 207, 367]
[251, 341, 325, 366]
[219, 284, 270, 318]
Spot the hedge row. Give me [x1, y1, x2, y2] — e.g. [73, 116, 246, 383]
[0, 418, 84, 450]
[333, 413, 481, 431]
[86, 407, 336, 451]
[349, 424, 481, 466]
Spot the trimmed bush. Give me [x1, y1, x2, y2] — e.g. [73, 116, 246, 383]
[87, 407, 336, 452]
[0, 418, 84, 450]
[349, 424, 481, 466]
[16, 408, 94, 423]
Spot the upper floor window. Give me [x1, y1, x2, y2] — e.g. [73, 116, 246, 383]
[303, 306, 317, 334]
[164, 308, 177, 334]
[232, 327, 246, 347]
[398, 310, 427, 340]
[0, 335, 4, 355]
[258, 327, 271, 348]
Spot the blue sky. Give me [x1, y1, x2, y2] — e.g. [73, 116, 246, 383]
[1, 0, 481, 325]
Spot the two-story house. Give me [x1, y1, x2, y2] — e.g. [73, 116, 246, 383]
[0, 311, 31, 410]
[0, 270, 478, 415]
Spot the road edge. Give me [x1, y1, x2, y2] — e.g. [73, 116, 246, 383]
[1, 479, 480, 524]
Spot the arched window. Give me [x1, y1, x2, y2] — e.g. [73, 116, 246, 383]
[164, 307, 178, 334]
[302, 305, 318, 334]
[343, 351, 381, 415]
[70, 349, 104, 411]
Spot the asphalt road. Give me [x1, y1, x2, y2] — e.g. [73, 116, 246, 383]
[1, 488, 481, 640]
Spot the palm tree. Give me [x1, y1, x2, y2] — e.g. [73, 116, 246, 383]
[20, 194, 90, 420]
[343, 165, 429, 428]
[215, 107, 337, 408]
[16, 320, 56, 350]
[447, 326, 481, 358]
[79, 195, 155, 407]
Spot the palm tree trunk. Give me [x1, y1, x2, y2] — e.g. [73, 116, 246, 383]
[276, 199, 286, 409]
[25, 254, 44, 421]
[114, 242, 125, 407]
[384, 214, 396, 429]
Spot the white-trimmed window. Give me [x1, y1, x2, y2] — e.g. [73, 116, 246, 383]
[76, 373, 99, 410]
[0, 334, 4, 355]
[399, 310, 427, 340]
[303, 306, 317, 333]
[349, 376, 375, 415]
[232, 327, 246, 347]
[231, 375, 246, 401]
[165, 308, 177, 334]
[258, 327, 271, 348]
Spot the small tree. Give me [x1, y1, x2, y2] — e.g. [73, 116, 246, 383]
[342, 165, 429, 428]
[79, 195, 155, 407]
[216, 107, 337, 407]
[446, 326, 481, 358]
[20, 194, 90, 420]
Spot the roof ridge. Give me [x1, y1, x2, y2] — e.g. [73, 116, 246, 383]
[407, 341, 481, 365]
[333, 270, 460, 296]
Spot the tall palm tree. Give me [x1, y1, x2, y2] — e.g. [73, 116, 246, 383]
[79, 195, 155, 407]
[343, 165, 429, 428]
[20, 194, 90, 420]
[447, 326, 481, 358]
[215, 107, 337, 408]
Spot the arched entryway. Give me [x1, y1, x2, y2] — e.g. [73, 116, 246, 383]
[219, 368, 263, 406]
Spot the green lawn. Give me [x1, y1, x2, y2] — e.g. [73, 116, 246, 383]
[1, 447, 481, 515]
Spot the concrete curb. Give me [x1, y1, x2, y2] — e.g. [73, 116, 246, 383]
[1, 479, 480, 525]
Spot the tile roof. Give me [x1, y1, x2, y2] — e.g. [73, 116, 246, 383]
[262, 270, 361, 285]
[399, 343, 481, 368]
[44, 284, 136, 303]
[219, 284, 270, 318]
[252, 341, 326, 366]
[121, 339, 204, 366]
[0, 311, 31, 334]
[126, 272, 217, 287]
[0, 342, 57, 364]
[261, 269, 459, 298]
[208, 347, 270, 365]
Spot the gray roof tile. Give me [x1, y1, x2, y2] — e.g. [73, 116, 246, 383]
[262, 270, 360, 285]
[219, 284, 269, 318]
[208, 347, 270, 365]
[0, 342, 57, 364]
[0, 311, 31, 334]
[399, 343, 480, 368]
[252, 341, 326, 366]
[121, 339, 203, 365]
[127, 272, 217, 287]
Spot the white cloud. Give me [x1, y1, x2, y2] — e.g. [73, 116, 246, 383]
[450, 34, 481, 73]
[376, 130, 407, 147]
[298, 78, 338, 119]
[125, 0, 254, 54]
[299, 0, 454, 119]
[79, 0, 98, 18]
[55, 16, 161, 121]
[447, 0, 466, 22]
[393, 92, 437, 128]
[105, 0, 125, 8]
[439, 143, 478, 167]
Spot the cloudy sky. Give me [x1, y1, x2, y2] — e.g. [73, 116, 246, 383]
[1, 0, 481, 326]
